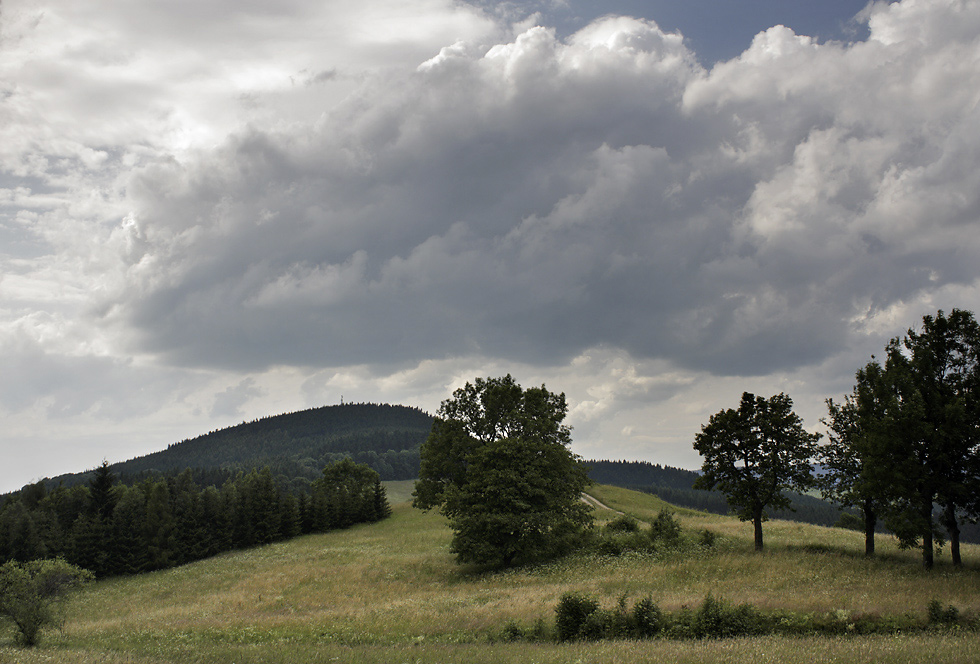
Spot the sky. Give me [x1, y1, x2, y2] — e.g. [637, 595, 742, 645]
[2, 0, 980, 493]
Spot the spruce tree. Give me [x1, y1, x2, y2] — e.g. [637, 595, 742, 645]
[143, 481, 176, 570]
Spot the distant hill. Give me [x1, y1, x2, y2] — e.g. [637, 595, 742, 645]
[585, 459, 980, 544]
[40, 403, 434, 491]
[585, 459, 701, 491]
[586, 459, 849, 529]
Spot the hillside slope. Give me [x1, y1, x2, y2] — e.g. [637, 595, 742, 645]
[3, 486, 977, 663]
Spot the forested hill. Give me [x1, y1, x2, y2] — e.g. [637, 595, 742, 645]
[585, 460, 701, 491]
[47, 403, 434, 490]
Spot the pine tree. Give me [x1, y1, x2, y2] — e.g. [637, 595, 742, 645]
[143, 481, 175, 571]
[87, 461, 118, 521]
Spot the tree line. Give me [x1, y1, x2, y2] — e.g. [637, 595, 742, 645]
[693, 308, 980, 567]
[0, 458, 390, 578]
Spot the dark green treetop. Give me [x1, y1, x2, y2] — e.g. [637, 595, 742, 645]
[693, 392, 820, 551]
[413, 375, 592, 568]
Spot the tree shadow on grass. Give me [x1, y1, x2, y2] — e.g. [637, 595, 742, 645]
[782, 542, 980, 571]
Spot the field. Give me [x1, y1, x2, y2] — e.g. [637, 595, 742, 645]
[2, 482, 979, 663]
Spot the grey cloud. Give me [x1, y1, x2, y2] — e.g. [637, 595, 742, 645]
[210, 378, 264, 418]
[110, 5, 980, 379]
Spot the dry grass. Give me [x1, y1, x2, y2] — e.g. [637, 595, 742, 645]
[5, 635, 980, 664]
[2, 485, 978, 663]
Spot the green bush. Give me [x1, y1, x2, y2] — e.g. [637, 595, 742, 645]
[834, 512, 864, 531]
[630, 596, 664, 638]
[928, 599, 959, 626]
[691, 595, 766, 639]
[596, 530, 654, 556]
[548, 593, 971, 644]
[0, 558, 93, 647]
[698, 529, 717, 548]
[603, 515, 640, 533]
[650, 509, 682, 547]
[580, 608, 613, 641]
[498, 617, 551, 642]
[555, 592, 600, 642]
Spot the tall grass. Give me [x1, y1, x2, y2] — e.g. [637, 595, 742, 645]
[2, 486, 977, 663]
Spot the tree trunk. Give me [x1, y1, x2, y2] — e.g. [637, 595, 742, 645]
[753, 510, 764, 551]
[945, 503, 962, 567]
[863, 501, 876, 558]
[921, 499, 934, 570]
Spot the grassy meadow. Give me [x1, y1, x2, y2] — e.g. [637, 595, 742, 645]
[2, 482, 979, 663]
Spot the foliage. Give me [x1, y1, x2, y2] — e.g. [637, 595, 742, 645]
[593, 508, 686, 556]
[554, 592, 602, 642]
[927, 600, 960, 626]
[833, 512, 864, 532]
[602, 514, 640, 533]
[821, 309, 980, 568]
[585, 460, 701, 491]
[649, 508, 682, 547]
[4, 482, 979, 661]
[882, 309, 980, 567]
[698, 529, 717, 548]
[0, 558, 92, 647]
[693, 392, 821, 550]
[819, 360, 891, 556]
[413, 375, 592, 568]
[626, 483, 852, 531]
[552, 593, 969, 644]
[0, 458, 390, 578]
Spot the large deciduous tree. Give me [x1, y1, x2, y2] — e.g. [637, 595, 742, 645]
[693, 392, 820, 551]
[413, 375, 592, 568]
[818, 360, 892, 557]
[879, 309, 980, 568]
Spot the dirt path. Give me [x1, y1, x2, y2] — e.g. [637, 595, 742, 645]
[581, 492, 624, 515]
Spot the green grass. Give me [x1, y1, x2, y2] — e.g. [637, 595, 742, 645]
[2, 486, 978, 663]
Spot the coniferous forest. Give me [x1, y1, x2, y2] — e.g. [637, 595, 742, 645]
[0, 458, 390, 578]
[0, 402, 422, 578]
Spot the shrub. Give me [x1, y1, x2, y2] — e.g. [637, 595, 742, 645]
[927, 599, 959, 626]
[693, 594, 765, 638]
[604, 515, 640, 533]
[698, 529, 717, 549]
[650, 509, 682, 547]
[597, 530, 654, 556]
[500, 621, 525, 642]
[834, 512, 864, 531]
[0, 558, 93, 647]
[580, 608, 613, 641]
[555, 592, 600, 642]
[630, 596, 664, 638]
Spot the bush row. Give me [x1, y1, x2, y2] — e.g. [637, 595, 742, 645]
[496, 594, 976, 643]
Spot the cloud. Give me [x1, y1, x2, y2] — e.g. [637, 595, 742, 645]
[211, 378, 265, 418]
[3, 0, 980, 491]
[103, 3, 980, 382]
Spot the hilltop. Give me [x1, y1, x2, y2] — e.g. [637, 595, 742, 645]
[36, 403, 434, 490]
